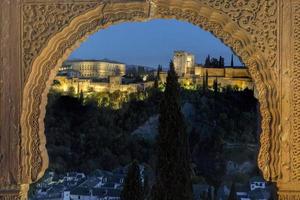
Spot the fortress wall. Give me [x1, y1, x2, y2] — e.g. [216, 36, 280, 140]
[225, 68, 250, 78]
[205, 68, 225, 77]
[52, 76, 154, 94]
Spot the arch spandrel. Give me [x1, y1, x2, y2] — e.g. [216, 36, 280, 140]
[22, 0, 278, 83]
[20, 0, 281, 191]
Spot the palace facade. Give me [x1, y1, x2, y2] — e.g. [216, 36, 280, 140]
[53, 75, 154, 95]
[55, 59, 153, 94]
[159, 51, 254, 91]
[54, 53, 254, 95]
[61, 59, 126, 78]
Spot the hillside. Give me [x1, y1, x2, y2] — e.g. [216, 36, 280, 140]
[44, 87, 260, 187]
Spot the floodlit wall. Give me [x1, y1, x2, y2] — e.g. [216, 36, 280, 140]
[53, 76, 154, 94]
[159, 66, 253, 91]
[64, 60, 126, 78]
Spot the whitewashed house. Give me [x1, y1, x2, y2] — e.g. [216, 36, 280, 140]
[249, 176, 266, 191]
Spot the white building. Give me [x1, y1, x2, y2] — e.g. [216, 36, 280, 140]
[63, 59, 126, 79]
[70, 188, 120, 200]
[173, 51, 195, 76]
[250, 176, 266, 191]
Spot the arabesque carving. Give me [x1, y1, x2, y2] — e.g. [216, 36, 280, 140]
[0, 196, 20, 200]
[21, 0, 280, 187]
[7, 0, 300, 198]
[4, 0, 300, 198]
[201, 0, 278, 76]
[22, 0, 278, 82]
[292, 3, 300, 182]
[22, 3, 98, 83]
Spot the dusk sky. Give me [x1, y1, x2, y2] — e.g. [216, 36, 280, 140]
[69, 19, 242, 68]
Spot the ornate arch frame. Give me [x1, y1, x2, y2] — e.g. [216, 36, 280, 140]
[19, 0, 283, 197]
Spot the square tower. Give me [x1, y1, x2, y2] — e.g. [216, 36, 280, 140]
[173, 51, 195, 77]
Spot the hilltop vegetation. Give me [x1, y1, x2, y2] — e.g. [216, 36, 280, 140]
[45, 86, 259, 186]
[45, 89, 159, 173]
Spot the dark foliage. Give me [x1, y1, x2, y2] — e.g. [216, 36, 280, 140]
[45, 81, 258, 193]
[121, 160, 143, 200]
[45, 89, 160, 173]
[153, 61, 193, 200]
[228, 182, 237, 200]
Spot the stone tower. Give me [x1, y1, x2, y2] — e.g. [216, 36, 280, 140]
[173, 51, 195, 76]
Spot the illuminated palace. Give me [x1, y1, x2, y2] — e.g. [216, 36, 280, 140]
[54, 59, 154, 94]
[160, 51, 254, 91]
[61, 59, 126, 78]
[53, 52, 254, 95]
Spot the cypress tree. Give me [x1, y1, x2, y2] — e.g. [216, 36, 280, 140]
[153, 61, 193, 200]
[205, 55, 211, 67]
[205, 71, 209, 91]
[202, 73, 206, 94]
[213, 78, 218, 95]
[219, 56, 224, 67]
[121, 160, 143, 200]
[154, 65, 162, 89]
[202, 70, 209, 94]
[143, 170, 150, 199]
[79, 90, 84, 105]
[227, 182, 237, 200]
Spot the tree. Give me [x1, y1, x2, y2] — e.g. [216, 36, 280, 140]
[213, 78, 219, 95]
[189, 128, 200, 152]
[121, 160, 143, 200]
[143, 168, 150, 199]
[228, 182, 236, 200]
[79, 90, 84, 105]
[219, 56, 224, 67]
[205, 71, 209, 91]
[202, 70, 209, 94]
[210, 58, 219, 67]
[67, 86, 75, 96]
[205, 55, 211, 67]
[153, 61, 193, 200]
[208, 186, 214, 200]
[202, 73, 206, 94]
[154, 65, 162, 89]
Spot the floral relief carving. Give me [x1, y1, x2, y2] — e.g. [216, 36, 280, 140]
[278, 193, 300, 200]
[21, 0, 280, 187]
[22, 3, 98, 83]
[292, 4, 300, 182]
[202, 0, 278, 77]
[0, 188, 21, 200]
[0, 196, 20, 200]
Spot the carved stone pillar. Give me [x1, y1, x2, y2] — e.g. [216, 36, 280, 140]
[0, 188, 21, 200]
[278, 184, 300, 199]
[0, 0, 23, 199]
[277, 0, 300, 198]
[1, 0, 300, 199]
[0, 185, 28, 200]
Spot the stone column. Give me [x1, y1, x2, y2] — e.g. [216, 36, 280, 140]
[1, 0, 300, 199]
[277, 0, 300, 198]
[0, 185, 28, 200]
[0, 0, 23, 198]
[0, 188, 21, 200]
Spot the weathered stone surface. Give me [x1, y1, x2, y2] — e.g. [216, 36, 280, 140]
[0, 0, 21, 197]
[1, 0, 300, 198]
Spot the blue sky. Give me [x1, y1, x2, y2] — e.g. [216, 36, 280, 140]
[69, 19, 242, 68]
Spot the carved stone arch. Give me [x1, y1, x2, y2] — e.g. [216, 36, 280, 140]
[20, 0, 281, 195]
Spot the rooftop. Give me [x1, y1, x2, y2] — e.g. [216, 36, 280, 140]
[65, 59, 125, 65]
